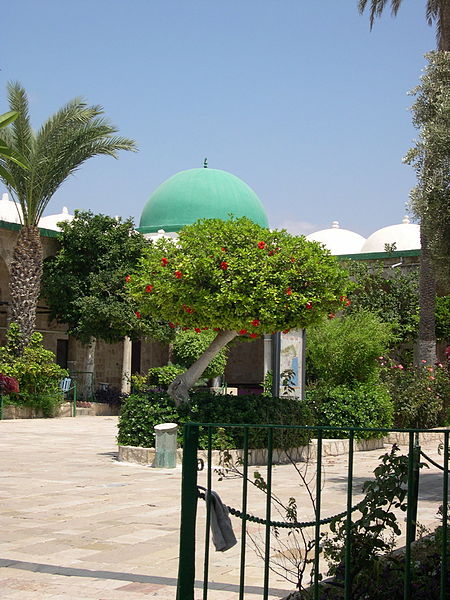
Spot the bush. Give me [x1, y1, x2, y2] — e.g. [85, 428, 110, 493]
[172, 329, 228, 380]
[306, 310, 392, 386]
[380, 358, 450, 428]
[117, 391, 315, 449]
[306, 382, 394, 439]
[0, 324, 68, 416]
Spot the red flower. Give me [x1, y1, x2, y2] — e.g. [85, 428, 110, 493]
[345, 299, 351, 307]
[221, 247, 226, 252]
[305, 302, 313, 309]
[268, 250, 274, 256]
[220, 261, 228, 270]
[257, 241, 266, 249]
[169, 322, 176, 329]
[286, 287, 292, 296]
[290, 257, 296, 263]
[283, 329, 290, 334]
[340, 295, 350, 306]
[182, 327, 189, 331]
[194, 328, 202, 333]
[328, 313, 336, 319]
[161, 257, 168, 266]
[125, 275, 131, 282]
[0, 374, 19, 394]
[249, 333, 258, 338]
[145, 285, 153, 293]
[213, 327, 221, 332]
[239, 329, 248, 335]
[135, 311, 141, 319]
[250, 319, 260, 327]
[175, 270, 183, 279]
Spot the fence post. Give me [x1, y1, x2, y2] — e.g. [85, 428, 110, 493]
[176, 423, 199, 600]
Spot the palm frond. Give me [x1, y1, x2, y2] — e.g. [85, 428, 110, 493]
[0, 83, 137, 225]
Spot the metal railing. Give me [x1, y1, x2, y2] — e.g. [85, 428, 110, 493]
[176, 423, 449, 600]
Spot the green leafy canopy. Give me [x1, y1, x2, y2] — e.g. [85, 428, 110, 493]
[42, 211, 173, 344]
[127, 217, 351, 335]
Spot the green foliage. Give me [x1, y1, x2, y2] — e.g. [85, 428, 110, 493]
[172, 329, 228, 379]
[306, 310, 392, 386]
[0, 324, 68, 416]
[0, 110, 27, 186]
[435, 294, 450, 341]
[321, 445, 413, 597]
[127, 217, 351, 335]
[345, 260, 420, 345]
[404, 52, 450, 287]
[380, 358, 449, 428]
[146, 364, 185, 388]
[117, 391, 314, 449]
[42, 211, 175, 344]
[306, 382, 394, 438]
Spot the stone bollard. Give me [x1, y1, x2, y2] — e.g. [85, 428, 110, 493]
[154, 423, 178, 468]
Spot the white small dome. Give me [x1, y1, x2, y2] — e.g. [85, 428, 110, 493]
[361, 216, 420, 253]
[306, 221, 366, 255]
[38, 206, 74, 231]
[0, 192, 23, 224]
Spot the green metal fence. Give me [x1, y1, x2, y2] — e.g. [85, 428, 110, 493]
[176, 423, 449, 600]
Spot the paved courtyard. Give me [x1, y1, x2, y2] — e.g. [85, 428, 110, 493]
[0, 416, 447, 599]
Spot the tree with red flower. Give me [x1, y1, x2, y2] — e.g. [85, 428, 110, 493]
[127, 217, 350, 404]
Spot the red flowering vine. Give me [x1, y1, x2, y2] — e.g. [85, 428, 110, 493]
[161, 257, 168, 266]
[257, 241, 266, 249]
[135, 311, 141, 319]
[194, 328, 202, 333]
[250, 319, 260, 327]
[145, 285, 153, 293]
[125, 275, 131, 282]
[175, 270, 183, 279]
[239, 329, 248, 335]
[220, 261, 228, 270]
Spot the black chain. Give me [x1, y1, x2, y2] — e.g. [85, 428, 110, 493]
[197, 487, 363, 529]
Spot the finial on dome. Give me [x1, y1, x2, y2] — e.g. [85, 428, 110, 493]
[62, 206, 68, 214]
[2, 193, 9, 202]
[203, 158, 208, 168]
[157, 229, 165, 234]
[331, 221, 340, 229]
[402, 215, 410, 225]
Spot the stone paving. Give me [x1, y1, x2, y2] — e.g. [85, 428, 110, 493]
[0, 417, 447, 599]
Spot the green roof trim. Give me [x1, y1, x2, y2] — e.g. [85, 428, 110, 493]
[337, 249, 421, 260]
[0, 220, 59, 238]
[138, 167, 269, 233]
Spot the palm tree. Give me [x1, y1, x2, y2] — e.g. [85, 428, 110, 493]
[0, 82, 137, 352]
[358, 0, 450, 50]
[358, 1, 450, 364]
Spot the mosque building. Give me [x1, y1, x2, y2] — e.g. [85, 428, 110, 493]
[0, 166, 421, 396]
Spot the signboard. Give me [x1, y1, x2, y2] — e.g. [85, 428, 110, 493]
[271, 329, 305, 398]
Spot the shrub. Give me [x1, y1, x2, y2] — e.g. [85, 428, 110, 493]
[380, 358, 450, 428]
[0, 324, 68, 416]
[117, 391, 314, 449]
[306, 382, 394, 439]
[172, 329, 228, 380]
[306, 310, 392, 386]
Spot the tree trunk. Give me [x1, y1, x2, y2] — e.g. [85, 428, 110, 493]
[416, 227, 436, 365]
[8, 225, 43, 354]
[167, 329, 238, 406]
[439, 2, 450, 51]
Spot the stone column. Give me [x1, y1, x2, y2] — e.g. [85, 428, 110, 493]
[121, 336, 132, 394]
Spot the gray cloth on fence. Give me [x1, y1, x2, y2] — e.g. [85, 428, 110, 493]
[208, 490, 237, 552]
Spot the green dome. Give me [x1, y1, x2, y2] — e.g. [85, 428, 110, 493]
[138, 168, 269, 234]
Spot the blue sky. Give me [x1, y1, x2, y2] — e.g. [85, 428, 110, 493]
[2, 1, 434, 237]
